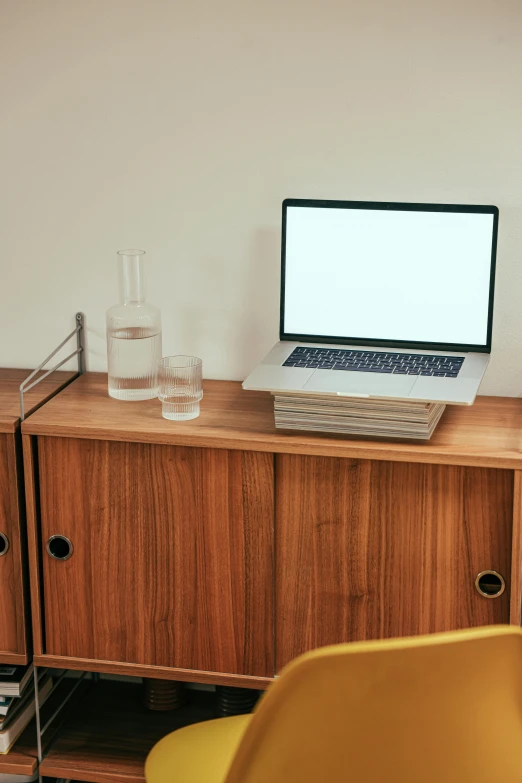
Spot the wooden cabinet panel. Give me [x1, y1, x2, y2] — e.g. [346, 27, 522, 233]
[38, 438, 274, 677]
[0, 433, 26, 658]
[276, 455, 513, 668]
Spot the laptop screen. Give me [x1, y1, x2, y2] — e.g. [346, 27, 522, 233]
[281, 200, 498, 352]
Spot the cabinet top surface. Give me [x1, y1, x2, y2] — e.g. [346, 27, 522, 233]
[0, 369, 76, 433]
[21, 372, 522, 468]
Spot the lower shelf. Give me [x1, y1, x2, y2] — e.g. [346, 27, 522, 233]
[40, 681, 217, 783]
[0, 737, 38, 777]
[0, 678, 81, 777]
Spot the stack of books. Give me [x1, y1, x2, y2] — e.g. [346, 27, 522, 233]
[273, 394, 446, 440]
[0, 665, 52, 759]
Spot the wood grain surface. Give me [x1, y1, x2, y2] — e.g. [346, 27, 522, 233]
[510, 470, 522, 624]
[0, 433, 27, 659]
[20, 372, 522, 469]
[40, 681, 218, 783]
[37, 437, 274, 677]
[33, 654, 273, 689]
[0, 368, 75, 433]
[0, 740, 37, 776]
[0, 368, 75, 660]
[275, 455, 514, 668]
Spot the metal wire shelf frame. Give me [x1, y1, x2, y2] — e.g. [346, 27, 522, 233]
[19, 313, 84, 422]
[18, 313, 86, 782]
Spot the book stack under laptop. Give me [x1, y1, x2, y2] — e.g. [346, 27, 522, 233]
[273, 394, 446, 440]
[0, 665, 52, 759]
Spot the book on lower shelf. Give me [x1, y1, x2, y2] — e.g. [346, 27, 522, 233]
[0, 668, 34, 700]
[273, 394, 446, 440]
[0, 702, 12, 718]
[0, 670, 48, 720]
[0, 676, 52, 755]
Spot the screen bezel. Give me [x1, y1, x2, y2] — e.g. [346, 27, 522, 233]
[280, 198, 499, 353]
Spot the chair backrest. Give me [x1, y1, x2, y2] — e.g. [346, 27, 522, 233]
[225, 626, 522, 783]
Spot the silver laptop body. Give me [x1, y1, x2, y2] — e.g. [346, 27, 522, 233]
[243, 199, 498, 405]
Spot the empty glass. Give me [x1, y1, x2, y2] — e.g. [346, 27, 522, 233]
[158, 356, 203, 420]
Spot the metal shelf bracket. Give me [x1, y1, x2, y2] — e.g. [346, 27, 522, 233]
[19, 312, 84, 421]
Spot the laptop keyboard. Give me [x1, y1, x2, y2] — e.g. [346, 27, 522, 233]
[283, 347, 464, 377]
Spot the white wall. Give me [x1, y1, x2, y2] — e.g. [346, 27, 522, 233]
[1, 0, 521, 395]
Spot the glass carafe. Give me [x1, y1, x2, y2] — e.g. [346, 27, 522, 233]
[106, 249, 162, 400]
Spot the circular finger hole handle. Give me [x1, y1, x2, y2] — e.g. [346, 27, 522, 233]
[475, 570, 505, 598]
[46, 535, 74, 561]
[0, 532, 9, 556]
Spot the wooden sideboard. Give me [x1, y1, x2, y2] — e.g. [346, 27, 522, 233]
[21, 372, 522, 687]
[0, 369, 74, 664]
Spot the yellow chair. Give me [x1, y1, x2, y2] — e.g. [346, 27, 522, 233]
[145, 626, 522, 783]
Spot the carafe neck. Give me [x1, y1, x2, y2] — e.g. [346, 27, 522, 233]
[117, 249, 146, 304]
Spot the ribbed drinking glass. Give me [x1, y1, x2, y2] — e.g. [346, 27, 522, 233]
[158, 356, 203, 420]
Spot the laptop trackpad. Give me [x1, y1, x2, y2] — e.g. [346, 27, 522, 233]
[303, 370, 416, 397]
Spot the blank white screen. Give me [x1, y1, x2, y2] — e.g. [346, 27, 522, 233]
[283, 206, 494, 347]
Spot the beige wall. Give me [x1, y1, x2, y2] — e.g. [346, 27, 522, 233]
[1, 0, 521, 394]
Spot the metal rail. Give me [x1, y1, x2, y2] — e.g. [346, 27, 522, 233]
[22, 314, 86, 783]
[19, 312, 84, 421]
[34, 666, 91, 783]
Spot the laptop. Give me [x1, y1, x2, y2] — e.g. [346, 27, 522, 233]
[243, 198, 499, 405]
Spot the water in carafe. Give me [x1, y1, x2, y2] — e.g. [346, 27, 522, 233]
[106, 250, 162, 401]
